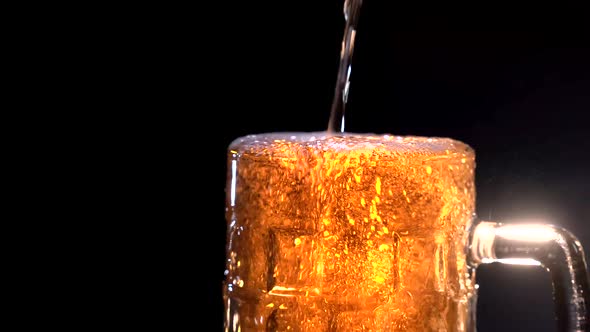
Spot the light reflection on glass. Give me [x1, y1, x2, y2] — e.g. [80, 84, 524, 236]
[495, 224, 558, 243]
[482, 258, 542, 266]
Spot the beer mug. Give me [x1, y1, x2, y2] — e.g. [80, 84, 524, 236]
[223, 133, 589, 331]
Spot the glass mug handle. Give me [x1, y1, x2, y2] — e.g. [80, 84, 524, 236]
[469, 221, 590, 331]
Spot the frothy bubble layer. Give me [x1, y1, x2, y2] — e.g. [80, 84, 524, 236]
[230, 132, 474, 158]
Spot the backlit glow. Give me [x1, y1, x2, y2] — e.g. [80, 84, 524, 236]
[496, 224, 557, 242]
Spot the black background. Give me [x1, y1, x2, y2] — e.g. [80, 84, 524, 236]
[206, 2, 589, 331]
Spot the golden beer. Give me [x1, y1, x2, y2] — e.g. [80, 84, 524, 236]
[224, 133, 476, 331]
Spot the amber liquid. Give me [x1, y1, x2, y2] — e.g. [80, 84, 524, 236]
[225, 133, 476, 331]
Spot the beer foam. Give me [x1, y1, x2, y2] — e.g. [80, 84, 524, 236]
[230, 132, 473, 158]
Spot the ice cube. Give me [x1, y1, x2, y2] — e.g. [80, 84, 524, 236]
[267, 228, 321, 296]
[265, 298, 329, 331]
